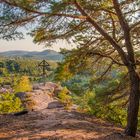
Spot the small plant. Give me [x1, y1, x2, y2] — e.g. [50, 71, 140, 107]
[14, 76, 32, 93]
[58, 87, 72, 109]
[0, 92, 23, 114]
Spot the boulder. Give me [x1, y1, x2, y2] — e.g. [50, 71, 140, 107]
[47, 101, 64, 109]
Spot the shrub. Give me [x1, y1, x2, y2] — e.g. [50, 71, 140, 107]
[74, 90, 128, 127]
[58, 87, 72, 109]
[14, 76, 32, 93]
[0, 93, 23, 114]
[75, 90, 96, 113]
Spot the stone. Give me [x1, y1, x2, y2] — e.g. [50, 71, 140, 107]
[47, 101, 64, 109]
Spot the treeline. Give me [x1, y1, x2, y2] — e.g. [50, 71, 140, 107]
[0, 58, 40, 75]
[0, 57, 57, 74]
[0, 57, 57, 85]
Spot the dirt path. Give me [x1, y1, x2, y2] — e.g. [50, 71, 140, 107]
[0, 101, 139, 140]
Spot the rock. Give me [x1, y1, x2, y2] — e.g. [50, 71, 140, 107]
[47, 101, 64, 109]
[71, 104, 78, 111]
[16, 92, 26, 99]
[15, 82, 65, 112]
[33, 82, 63, 96]
[16, 89, 54, 111]
[16, 92, 27, 108]
[33, 83, 43, 90]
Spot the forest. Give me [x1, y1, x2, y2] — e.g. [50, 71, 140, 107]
[0, 0, 140, 139]
[0, 57, 57, 84]
[0, 53, 140, 133]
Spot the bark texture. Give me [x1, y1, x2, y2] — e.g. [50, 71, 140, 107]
[125, 67, 140, 137]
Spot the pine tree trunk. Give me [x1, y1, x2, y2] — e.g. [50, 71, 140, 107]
[125, 67, 140, 137]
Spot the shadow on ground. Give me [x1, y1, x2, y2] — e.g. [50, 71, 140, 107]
[0, 104, 139, 140]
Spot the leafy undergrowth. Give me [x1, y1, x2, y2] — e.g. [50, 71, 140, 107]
[0, 100, 139, 140]
[0, 93, 23, 114]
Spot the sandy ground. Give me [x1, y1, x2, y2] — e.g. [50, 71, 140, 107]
[0, 101, 140, 140]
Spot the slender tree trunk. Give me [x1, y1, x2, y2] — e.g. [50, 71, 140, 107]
[125, 66, 140, 137]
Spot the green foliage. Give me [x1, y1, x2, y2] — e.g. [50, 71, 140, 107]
[74, 90, 127, 126]
[0, 0, 139, 135]
[91, 102, 127, 127]
[5, 60, 20, 73]
[75, 90, 96, 113]
[55, 62, 74, 82]
[58, 87, 72, 109]
[14, 76, 32, 93]
[61, 74, 90, 95]
[0, 93, 23, 114]
[0, 57, 58, 85]
[106, 104, 127, 126]
[54, 53, 131, 127]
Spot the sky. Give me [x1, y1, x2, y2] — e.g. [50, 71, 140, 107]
[0, 35, 72, 52]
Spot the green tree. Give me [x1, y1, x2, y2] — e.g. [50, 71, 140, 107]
[5, 60, 20, 73]
[0, 0, 140, 136]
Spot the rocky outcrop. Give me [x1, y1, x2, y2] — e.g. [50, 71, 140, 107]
[16, 82, 63, 111]
[33, 82, 63, 96]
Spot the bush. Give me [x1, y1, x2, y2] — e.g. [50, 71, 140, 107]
[58, 87, 72, 109]
[14, 76, 32, 93]
[75, 90, 96, 113]
[88, 102, 127, 127]
[0, 93, 23, 114]
[73, 89, 128, 127]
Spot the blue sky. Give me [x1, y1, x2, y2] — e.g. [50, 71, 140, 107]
[0, 36, 72, 52]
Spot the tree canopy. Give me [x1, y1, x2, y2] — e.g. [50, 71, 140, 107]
[0, 0, 140, 137]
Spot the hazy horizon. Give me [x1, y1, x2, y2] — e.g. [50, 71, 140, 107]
[0, 36, 72, 52]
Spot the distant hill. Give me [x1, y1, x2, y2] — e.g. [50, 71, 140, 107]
[0, 50, 63, 61]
